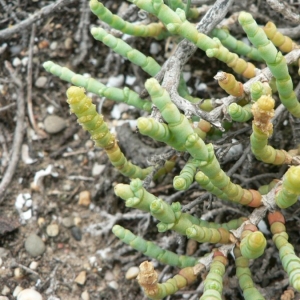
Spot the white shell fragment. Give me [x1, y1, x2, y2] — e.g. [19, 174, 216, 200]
[31, 164, 58, 191]
[21, 144, 38, 165]
[15, 193, 33, 223]
[17, 288, 43, 300]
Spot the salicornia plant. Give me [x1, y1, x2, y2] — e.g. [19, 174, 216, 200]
[43, 0, 300, 299]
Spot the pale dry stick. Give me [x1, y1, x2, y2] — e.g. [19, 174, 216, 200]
[172, 0, 235, 67]
[85, 211, 149, 236]
[227, 144, 251, 177]
[232, 173, 280, 187]
[0, 62, 25, 201]
[0, 103, 16, 112]
[146, 0, 234, 103]
[0, 0, 76, 41]
[162, 56, 224, 130]
[181, 191, 210, 210]
[201, 206, 242, 221]
[27, 24, 48, 139]
[10, 261, 41, 279]
[266, 0, 300, 24]
[153, 0, 234, 131]
[72, 0, 91, 66]
[0, 125, 9, 169]
[0, 0, 21, 23]
[278, 24, 300, 39]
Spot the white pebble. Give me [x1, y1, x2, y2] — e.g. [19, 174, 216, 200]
[13, 286, 23, 297]
[21, 57, 28, 67]
[14, 268, 24, 279]
[108, 281, 118, 290]
[50, 41, 58, 50]
[12, 57, 21, 67]
[17, 289, 43, 300]
[46, 224, 60, 237]
[46, 105, 55, 114]
[182, 71, 191, 82]
[92, 163, 105, 176]
[107, 74, 124, 87]
[125, 266, 139, 279]
[1, 285, 10, 295]
[125, 75, 136, 85]
[35, 76, 47, 88]
[81, 290, 90, 300]
[149, 42, 161, 55]
[29, 261, 39, 270]
[196, 82, 207, 91]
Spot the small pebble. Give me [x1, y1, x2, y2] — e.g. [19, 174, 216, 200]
[50, 41, 58, 50]
[64, 37, 73, 50]
[0, 296, 9, 300]
[35, 76, 47, 88]
[1, 285, 10, 295]
[92, 163, 105, 176]
[17, 289, 43, 300]
[37, 217, 46, 228]
[75, 271, 87, 285]
[125, 266, 139, 280]
[46, 224, 60, 237]
[62, 184, 72, 191]
[107, 74, 124, 88]
[14, 267, 24, 279]
[0, 248, 9, 258]
[71, 226, 82, 241]
[62, 217, 74, 228]
[13, 286, 23, 297]
[38, 39, 49, 49]
[29, 261, 39, 270]
[12, 57, 21, 67]
[78, 190, 91, 207]
[21, 57, 28, 67]
[81, 290, 90, 300]
[10, 45, 22, 55]
[74, 217, 82, 227]
[108, 280, 118, 290]
[105, 270, 114, 281]
[186, 239, 198, 256]
[24, 234, 46, 257]
[149, 42, 161, 55]
[44, 115, 67, 134]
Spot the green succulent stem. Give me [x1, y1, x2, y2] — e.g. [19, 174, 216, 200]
[66, 86, 152, 179]
[90, 0, 169, 39]
[228, 103, 253, 122]
[239, 11, 300, 117]
[234, 247, 266, 300]
[268, 211, 300, 291]
[137, 260, 200, 299]
[43, 61, 152, 112]
[200, 252, 228, 300]
[91, 27, 161, 77]
[112, 225, 197, 268]
[275, 166, 300, 208]
[211, 27, 263, 61]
